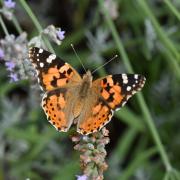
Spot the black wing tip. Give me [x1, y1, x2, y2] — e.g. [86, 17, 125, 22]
[138, 74, 146, 88]
[29, 46, 37, 53]
[29, 47, 43, 55]
[28, 47, 37, 57]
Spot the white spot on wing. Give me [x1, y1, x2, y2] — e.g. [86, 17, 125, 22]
[122, 74, 128, 84]
[122, 74, 127, 79]
[49, 54, 56, 59]
[40, 62, 44, 67]
[124, 79, 128, 84]
[134, 74, 138, 79]
[127, 86, 131, 91]
[39, 49, 43, 53]
[132, 90, 136, 94]
[46, 54, 56, 63]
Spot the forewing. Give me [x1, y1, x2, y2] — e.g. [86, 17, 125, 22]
[93, 74, 146, 110]
[28, 47, 81, 91]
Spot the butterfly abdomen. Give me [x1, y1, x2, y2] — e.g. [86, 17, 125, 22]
[79, 81, 90, 98]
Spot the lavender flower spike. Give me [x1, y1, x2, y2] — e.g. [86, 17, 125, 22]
[56, 29, 65, 40]
[76, 175, 88, 180]
[9, 73, 18, 82]
[0, 48, 5, 60]
[4, 0, 16, 9]
[5, 61, 15, 71]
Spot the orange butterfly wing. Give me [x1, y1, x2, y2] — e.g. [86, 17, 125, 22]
[77, 74, 145, 135]
[29, 47, 81, 91]
[29, 47, 82, 132]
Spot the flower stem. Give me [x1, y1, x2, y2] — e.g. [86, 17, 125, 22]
[0, 15, 9, 36]
[0, 0, 22, 34]
[97, 4, 134, 74]
[18, 0, 55, 53]
[137, 0, 180, 63]
[12, 16, 23, 34]
[137, 93, 172, 171]
[18, 0, 41, 33]
[98, 0, 172, 171]
[164, 0, 180, 22]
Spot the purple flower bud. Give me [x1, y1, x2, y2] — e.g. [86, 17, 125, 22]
[5, 61, 15, 71]
[76, 175, 88, 180]
[9, 73, 19, 82]
[4, 0, 16, 9]
[56, 29, 65, 40]
[0, 48, 5, 60]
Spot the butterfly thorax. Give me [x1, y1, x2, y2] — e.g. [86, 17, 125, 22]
[71, 71, 93, 119]
[79, 70, 92, 98]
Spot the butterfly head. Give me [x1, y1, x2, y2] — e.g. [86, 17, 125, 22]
[82, 70, 93, 84]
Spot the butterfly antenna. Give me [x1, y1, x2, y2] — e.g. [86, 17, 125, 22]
[91, 55, 118, 74]
[71, 44, 86, 73]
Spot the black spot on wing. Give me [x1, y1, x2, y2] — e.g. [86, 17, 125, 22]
[59, 72, 67, 78]
[67, 68, 73, 75]
[107, 92, 115, 103]
[47, 88, 67, 98]
[103, 78, 107, 84]
[104, 85, 111, 91]
[51, 76, 58, 87]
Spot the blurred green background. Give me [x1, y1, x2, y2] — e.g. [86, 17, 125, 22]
[0, 0, 180, 179]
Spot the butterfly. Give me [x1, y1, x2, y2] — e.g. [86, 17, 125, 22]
[28, 47, 146, 135]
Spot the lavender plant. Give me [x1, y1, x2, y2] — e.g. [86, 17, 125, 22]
[29, 25, 65, 48]
[72, 128, 109, 180]
[1, 0, 16, 20]
[0, 33, 29, 81]
[1, 1, 109, 179]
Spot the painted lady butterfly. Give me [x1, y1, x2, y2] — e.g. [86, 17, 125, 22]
[29, 47, 146, 135]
